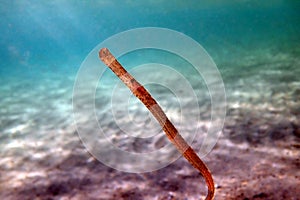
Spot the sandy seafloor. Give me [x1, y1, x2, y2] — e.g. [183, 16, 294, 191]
[0, 41, 300, 200]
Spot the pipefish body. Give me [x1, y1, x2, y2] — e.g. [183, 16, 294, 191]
[99, 48, 215, 200]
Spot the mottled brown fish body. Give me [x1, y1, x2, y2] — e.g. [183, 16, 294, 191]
[99, 48, 215, 200]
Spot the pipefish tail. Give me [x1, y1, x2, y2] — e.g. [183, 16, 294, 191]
[99, 47, 215, 200]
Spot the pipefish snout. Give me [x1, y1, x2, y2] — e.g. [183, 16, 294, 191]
[99, 48, 215, 200]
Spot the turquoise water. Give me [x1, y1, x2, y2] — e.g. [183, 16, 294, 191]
[1, 1, 299, 71]
[1, 1, 300, 199]
[1, 1, 299, 128]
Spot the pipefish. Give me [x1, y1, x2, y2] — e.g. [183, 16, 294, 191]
[99, 48, 215, 200]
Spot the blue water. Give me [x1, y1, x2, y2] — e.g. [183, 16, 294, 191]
[0, 1, 300, 199]
[1, 1, 299, 74]
[1, 0, 299, 126]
